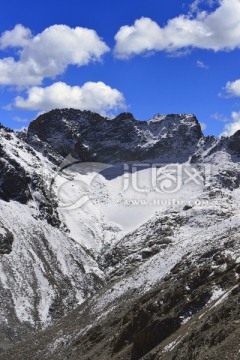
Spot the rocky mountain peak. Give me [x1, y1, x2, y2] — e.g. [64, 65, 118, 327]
[27, 109, 203, 163]
[226, 130, 240, 155]
[113, 112, 136, 122]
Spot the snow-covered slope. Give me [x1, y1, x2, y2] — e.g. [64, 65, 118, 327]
[0, 110, 239, 358]
[1, 187, 239, 360]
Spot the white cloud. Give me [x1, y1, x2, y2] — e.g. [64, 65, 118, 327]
[196, 60, 208, 69]
[13, 81, 126, 116]
[190, 0, 203, 13]
[211, 112, 229, 122]
[220, 111, 240, 136]
[114, 0, 240, 58]
[200, 122, 207, 130]
[190, 0, 219, 14]
[0, 24, 109, 86]
[13, 116, 28, 123]
[0, 24, 32, 49]
[222, 79, 240, 97]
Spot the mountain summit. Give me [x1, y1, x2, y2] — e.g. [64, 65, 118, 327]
[27, 110, 203, 162]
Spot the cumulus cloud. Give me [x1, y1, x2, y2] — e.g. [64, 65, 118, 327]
[0, 24, 32, 49]
[220, 111, 240, 137]
[13, 81, 126, 115]
[114, 0, 240, 58]
[0, 24, 109, 86]
[222, 79, 240, 97]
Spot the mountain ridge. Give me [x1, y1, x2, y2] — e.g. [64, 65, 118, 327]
[0, 109, 239, 359]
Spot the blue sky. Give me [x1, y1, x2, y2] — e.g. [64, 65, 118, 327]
[1, 0, 240, 137]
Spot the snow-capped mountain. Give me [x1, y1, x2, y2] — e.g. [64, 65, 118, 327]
[27, 110, 202, 162]
[0, 110, 239, 359]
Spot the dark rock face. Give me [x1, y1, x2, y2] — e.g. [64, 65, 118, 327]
[227, 130, 240, 155]
[0, 128, 61, 226]
[27, 109, 203, 163]
[0, 154, 31, 204]
[216, 168, 240, 189]
[0, 225, 14, 255]
[101, 214, 181, 281]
